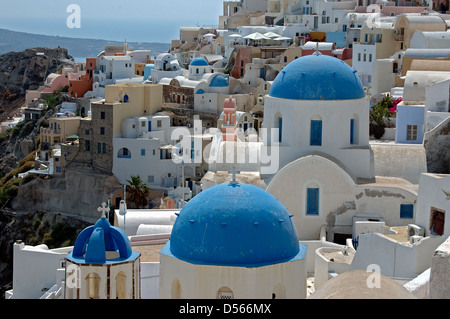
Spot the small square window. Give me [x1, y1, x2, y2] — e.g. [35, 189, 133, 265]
[400, 204, 414, 219]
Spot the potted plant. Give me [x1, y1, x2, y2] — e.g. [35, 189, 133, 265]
[369, 95, 401, 139]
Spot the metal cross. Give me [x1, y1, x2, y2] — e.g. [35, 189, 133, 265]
[228, 167, 238, 184]
[97, 202, 109, 218]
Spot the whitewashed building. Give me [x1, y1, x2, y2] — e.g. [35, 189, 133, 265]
[112, 113, 201, 189]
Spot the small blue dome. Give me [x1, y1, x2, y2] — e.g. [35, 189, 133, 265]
[190, 57, 209, 66]
[209, 74, 229, 87]
[66, 217, 139, 264]
[269, 54, 365, 100]
[164, 182, 306, 267]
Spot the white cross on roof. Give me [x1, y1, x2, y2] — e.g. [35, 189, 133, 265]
[97, 202, 109, 218]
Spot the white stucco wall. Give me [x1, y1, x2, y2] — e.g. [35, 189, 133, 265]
[267, 155, 418, 242]
[141, 262, 160, 299]
[415, 173, 450, 238]
[264, 96, 372, 180]
[350, 232, 446, 278]
[371, 143, 427, 184]
[159, 254, 307, 299]
[11, 242, 70, 299]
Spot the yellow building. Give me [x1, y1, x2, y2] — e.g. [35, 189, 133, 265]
[99, 83, 163, 136]
[393, 15, 447, 52]
[40, 116, 81, 145]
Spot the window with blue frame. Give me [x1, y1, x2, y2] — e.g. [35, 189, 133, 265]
[306, 188, 319, 215]
[350, 118, 355, 144]
[310, 120, 322, 146]
[118, 148, 131, 158]
[141, 149, 145, 156]
[400, 204, 414, 219]
[278, 117, 283, 143]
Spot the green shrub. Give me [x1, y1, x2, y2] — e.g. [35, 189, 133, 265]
[0, 131, 8, 143]
[33, 218, 42, 230]
[11, 121, 25, 138]
[21, 173, 38, 185]
[19, 121, 35, 138]
[50, 223, 76, 243]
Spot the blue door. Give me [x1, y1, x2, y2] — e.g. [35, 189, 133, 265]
[307, 188, 319, 215]
[310, 120, 322, 146]
[148, 121, 151, 132]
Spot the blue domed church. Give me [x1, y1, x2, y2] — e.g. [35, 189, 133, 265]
[263, 52, 418, 243]
[159, 180, 308, 299]
[64, 210, 141, 299]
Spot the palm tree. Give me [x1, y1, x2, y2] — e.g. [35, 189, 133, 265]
[125, 175, 150, 208]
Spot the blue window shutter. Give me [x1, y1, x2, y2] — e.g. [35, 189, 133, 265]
[307, 188, 319, 215]
[310, 120, 322, 146]
[278, 117, 283, 143]
[400, 204, 414, 218]
[350, 119, 355, 144]
[141, 149, 145, 156]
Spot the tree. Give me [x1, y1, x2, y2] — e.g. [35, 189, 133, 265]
[125, 175, 150, 208]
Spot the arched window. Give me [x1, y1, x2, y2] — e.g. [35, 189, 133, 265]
[115, 271, 127, 299]
[310, 116, 322, 146]
[350, 114, 359, 145]
[118, 148, 131, 158]
[123, 94, 129, 103]
[217, 286, 234, 299]
[85, 272, 101, 299]
[306, 182, 320, 215]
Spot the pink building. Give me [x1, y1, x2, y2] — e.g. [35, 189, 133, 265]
[41, 74, 69, 94]
[221, 97, 237, 141]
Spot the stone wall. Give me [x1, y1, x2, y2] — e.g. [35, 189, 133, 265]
[162, 85, 194, 109]
[430, 236, 450, 299]
[424, 117, 450, 174]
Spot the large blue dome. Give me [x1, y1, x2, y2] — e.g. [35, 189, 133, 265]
[269, 54, 365, 100]
[164, 182, 306, 267]
[190, 57, 209, 66]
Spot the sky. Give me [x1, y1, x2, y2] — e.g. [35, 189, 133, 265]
[0, 0, 224, 43]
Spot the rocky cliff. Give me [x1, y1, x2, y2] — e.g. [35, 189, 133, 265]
[11, 168, 122, 220]
[0, 47, 73, 123]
